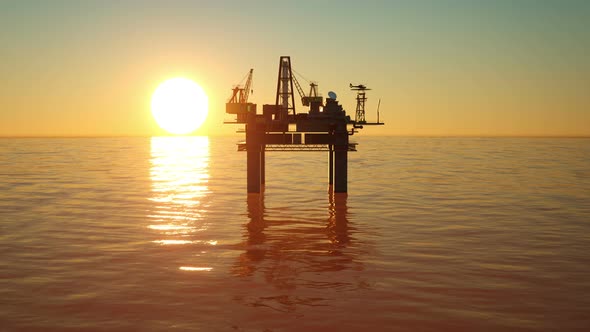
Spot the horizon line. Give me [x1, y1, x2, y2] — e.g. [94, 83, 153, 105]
[1, 134, 589, 139]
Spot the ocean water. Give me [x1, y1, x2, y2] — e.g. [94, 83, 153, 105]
[0, 136, 589, 331]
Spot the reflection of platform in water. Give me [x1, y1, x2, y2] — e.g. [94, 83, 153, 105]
[231, 192, 361, 306]
[225, 56, 383, 194]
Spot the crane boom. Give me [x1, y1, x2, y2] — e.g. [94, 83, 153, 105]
[241, 69, 253, 103]
[293, 73, 324, 108]
[226, 69, 256, 123]
[292, 74, 306, 103]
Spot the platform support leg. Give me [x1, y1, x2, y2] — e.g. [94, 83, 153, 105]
[246, 121, 262, 193]
[329, 144, 334, 186]
[261, 147, 265, 185]
[247, 149, 261, 193]
[334, 148, 347, 193]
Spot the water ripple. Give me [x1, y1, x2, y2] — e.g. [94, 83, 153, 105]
[1, 137, 589, 330]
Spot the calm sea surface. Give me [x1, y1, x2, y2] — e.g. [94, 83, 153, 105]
[1, 136, 589, 331]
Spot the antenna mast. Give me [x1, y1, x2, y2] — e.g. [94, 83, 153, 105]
[377, 98, 381, 123]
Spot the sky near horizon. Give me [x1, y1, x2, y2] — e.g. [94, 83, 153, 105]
[1, 0, 589, 137]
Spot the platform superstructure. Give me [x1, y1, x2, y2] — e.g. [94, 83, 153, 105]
[225, 56, 383, 193]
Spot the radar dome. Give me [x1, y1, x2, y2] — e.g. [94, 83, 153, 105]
[328, 91, 337, 99]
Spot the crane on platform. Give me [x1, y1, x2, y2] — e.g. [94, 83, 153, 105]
[292, 75, 322, 106]
[228, 69, 253, 104]
[226, 69, 255, 122]
[292, 73, 323, 114]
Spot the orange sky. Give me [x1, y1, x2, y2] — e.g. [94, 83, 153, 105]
[1, 1, 589, 137]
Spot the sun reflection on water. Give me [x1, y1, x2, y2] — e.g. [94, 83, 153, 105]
[148, 136, 210, 241]
[179, 266, 213, 272]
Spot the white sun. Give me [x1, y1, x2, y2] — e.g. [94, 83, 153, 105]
[151, 77, 208, 135]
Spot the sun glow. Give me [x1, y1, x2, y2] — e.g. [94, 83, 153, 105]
[151, 78, 208, 135]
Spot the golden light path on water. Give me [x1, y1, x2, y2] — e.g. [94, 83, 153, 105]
[148, 136, 214, 272]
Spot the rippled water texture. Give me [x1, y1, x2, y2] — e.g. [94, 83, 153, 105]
[1, 137, 589, 331]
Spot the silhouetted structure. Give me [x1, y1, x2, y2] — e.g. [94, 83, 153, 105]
[225, 56, 384, 193]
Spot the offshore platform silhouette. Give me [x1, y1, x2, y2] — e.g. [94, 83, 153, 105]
[225, 56, 383, 193]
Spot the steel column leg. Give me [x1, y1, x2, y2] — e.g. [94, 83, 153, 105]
[329, 144, 334, 186]
[260, 147, 265, 185]
[334, 146, 347, 193]
[247, 149, 261, 193]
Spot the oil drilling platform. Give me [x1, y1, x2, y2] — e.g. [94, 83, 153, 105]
[225, 56, 383, 193]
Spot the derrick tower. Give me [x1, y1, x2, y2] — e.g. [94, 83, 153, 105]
[275, 56, 296, 120]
